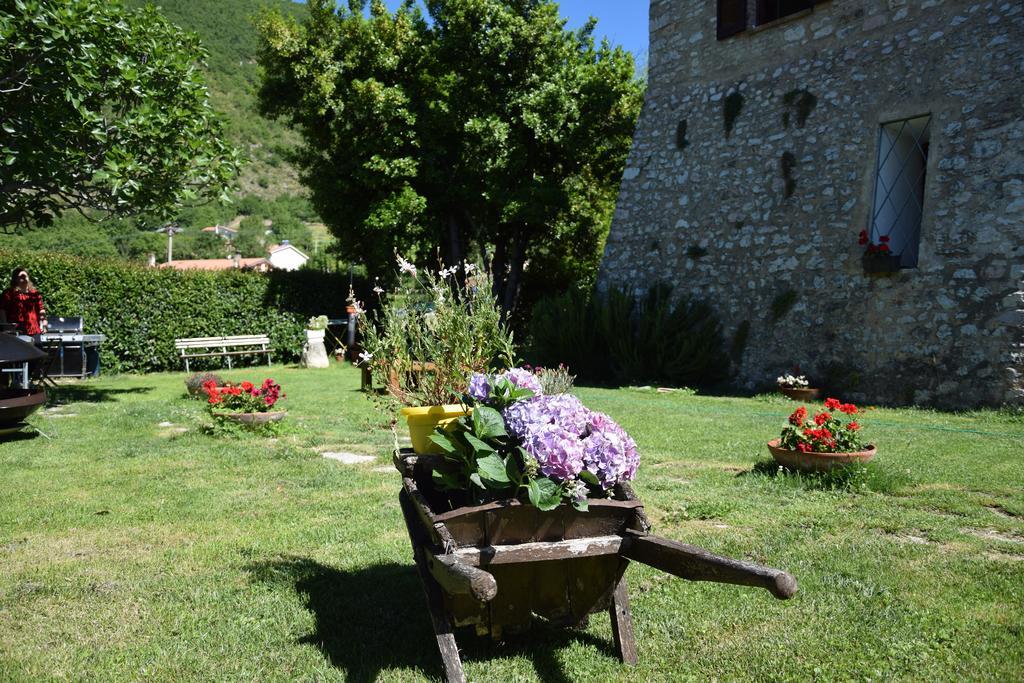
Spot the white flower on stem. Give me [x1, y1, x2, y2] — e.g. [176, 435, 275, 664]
[439, 266, 454, 279]
[351, 300, 365, 315]
[566, 479, 588, 502]
[373, 286, 384, 294]
[358, 350, 373, 363]
[396, 254, 417, 277]
[463, 262, 477, 275]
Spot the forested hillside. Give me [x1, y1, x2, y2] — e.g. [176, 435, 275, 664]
[124, 0, 307, 197]
[7, 0, 339, 266]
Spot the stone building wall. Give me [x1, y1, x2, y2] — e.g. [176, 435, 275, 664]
[599, 0, 1024, 407]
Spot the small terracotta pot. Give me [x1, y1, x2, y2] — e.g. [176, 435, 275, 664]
[767, 439, 876, 473]
[779, 387, 820, 401]
[212, 410, 287, 425]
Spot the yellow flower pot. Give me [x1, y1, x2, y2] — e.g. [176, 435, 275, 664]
[401, 404, 470, 455]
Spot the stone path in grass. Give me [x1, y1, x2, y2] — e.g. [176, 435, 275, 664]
[322, 451, 376, 465]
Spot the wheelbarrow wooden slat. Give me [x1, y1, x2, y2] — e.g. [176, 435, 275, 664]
[451, 535, 625, 566]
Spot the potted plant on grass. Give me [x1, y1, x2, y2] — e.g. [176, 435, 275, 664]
[185, 372, 224, 398]
[302, 315, 330, 368]
[776, 372, 820, 401]
[767, 398, 875, 472]
[356, 256, 514, 454]
[203, 378, 286, 425]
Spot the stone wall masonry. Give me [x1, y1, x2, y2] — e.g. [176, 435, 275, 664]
[599, 0, 1024, 408]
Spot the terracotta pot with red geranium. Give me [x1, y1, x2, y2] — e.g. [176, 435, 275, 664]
[768, 398, 875, 472]
[202, 378, 286, 427]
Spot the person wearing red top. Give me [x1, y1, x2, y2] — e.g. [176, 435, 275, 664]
[1, 267, 47, 335]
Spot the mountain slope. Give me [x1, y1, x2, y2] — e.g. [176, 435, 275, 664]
[126, 0, 307, 198]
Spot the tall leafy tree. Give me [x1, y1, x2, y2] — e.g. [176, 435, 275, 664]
[257, 0, 641, 314]
[0, 0, 240, 230]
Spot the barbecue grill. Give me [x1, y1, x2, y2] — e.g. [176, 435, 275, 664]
[0, 333, 47, 431]
[37, 317, 106, 378]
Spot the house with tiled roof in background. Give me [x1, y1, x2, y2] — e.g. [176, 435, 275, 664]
[266, 240, 309, 271]
[200, 224, 239, 239]
[155, 253, 270, 272]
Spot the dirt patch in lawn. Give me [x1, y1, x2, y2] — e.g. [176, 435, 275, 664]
[962, 528, 1024, 545]
[985, 505, 1019, 519]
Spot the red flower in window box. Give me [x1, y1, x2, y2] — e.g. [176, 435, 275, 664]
[861, 230, 901, 274]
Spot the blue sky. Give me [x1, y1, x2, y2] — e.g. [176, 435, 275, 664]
[380, 1, 650, 66]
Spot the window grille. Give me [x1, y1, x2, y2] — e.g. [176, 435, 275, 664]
[868, 114, 932, 269]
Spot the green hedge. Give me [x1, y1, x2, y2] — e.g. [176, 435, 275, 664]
[0, 250, 354, 373]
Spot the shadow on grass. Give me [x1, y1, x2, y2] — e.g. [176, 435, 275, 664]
[738, 458, 910, 494]
[0, 428, 41, 443]
[45, 384, 153, 405]
[247, 555, 619, 683]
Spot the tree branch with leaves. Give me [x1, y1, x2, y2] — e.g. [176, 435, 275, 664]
[0, 0, 240, 230]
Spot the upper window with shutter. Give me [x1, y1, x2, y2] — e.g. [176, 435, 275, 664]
[717, 0, 747, 40]
[718, 0, 830, 40]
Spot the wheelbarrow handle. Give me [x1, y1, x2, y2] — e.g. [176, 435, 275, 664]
[622, 530, 797, 600]
[427, 550, 498, 603]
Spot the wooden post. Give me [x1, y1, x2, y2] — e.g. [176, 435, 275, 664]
[399, 489, 466, 683]
[608, 574, 638, 665]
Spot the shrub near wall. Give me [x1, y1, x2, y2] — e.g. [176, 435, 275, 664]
[527, 284, 731, 389]
[0, 250, 352, 373]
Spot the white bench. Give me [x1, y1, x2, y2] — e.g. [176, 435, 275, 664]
[174, 335, 273, 372]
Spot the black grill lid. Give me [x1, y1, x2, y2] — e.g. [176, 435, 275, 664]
[47, 316, 83, 333]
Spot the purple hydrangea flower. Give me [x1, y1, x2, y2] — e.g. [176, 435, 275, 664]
[581, 412, 640, 488]
[502, 394, 589, 439]
[521, 423, 584, 481]
[467, 372, 491, 402]
[498, 368, 543, 396]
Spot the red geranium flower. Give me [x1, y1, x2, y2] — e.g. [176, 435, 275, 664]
[879, 235, 890, 243]
[789, 406, 807, 426]
[824, 397, 841, 410]
[797, 443, 812, 453]
[839, 403, 858, 415]
[878, 243, 890, 253]
[848, 421, 860, 431]
[241, 381, 254, 392]
[814, 411, 831, 426]
[858, 230, 868, 246]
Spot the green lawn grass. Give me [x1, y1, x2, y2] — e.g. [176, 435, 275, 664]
[2, 364, 1022, 681]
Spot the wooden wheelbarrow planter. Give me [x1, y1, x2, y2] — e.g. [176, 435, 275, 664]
[394, 449, 797, 682]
